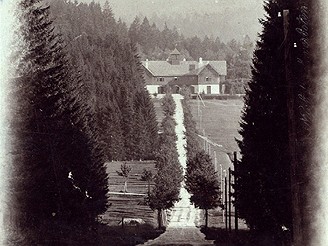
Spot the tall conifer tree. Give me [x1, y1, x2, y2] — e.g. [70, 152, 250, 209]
[11, 0, 109, 230]
[148, 94, 183, 229]
[235, 0, 292, 236]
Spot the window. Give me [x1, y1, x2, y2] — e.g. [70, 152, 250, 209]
[205, 77, 211, 82]
[189, 64, 196, 71]
[174, 77, 178, 81]
[157, 77, 164, 82]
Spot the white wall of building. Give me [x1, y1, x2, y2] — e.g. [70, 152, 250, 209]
[146, 84, 221, 95]
[195, 84, 220, 94]
[146, 85, 160, 94]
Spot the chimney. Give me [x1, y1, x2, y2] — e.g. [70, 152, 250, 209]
[145, 59, 149, 69]
[199, 57, 203, 66]
[183, 58, 186, 62]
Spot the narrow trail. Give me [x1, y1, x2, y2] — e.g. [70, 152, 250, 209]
[141, 94, 214, 246]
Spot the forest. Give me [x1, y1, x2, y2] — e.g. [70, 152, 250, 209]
[50, 0, 254, 95]
[7, 0, 160, 243]
[128, 15, 253, 94]
[48, 0, 160, 162]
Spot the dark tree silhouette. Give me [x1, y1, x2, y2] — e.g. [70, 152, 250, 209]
[10, 0, 109, 236]
[148, 93, 183, 229]
[185, 151, 220, 228]
[234, 0, 292, 238]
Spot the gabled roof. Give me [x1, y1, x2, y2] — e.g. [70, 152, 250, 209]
[142, 60, 227, 77]
[170, 48, 181, 55]
[206, 61, 227, 76]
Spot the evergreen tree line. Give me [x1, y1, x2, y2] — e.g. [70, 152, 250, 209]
[181, 91, 220, 228]
[234, 0, 311, 244]
[47, 0, 159, 161]
[128, 15, 254, 93]
[8, 0, 108, 243]
[148, 93, 183, 229]
[180, 90, 201, 161]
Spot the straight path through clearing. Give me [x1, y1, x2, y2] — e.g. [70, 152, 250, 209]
[140, 94, 214, 246]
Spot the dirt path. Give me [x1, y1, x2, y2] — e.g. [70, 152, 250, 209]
[140, 94, 214, 245]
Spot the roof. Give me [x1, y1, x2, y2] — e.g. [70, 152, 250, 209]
[142, 60, 227, 77]
[170, 48, 181, 55]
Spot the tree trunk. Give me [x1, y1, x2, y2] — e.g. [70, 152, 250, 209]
[205, 209, 208, 228]
[124, 180, 127, 193]
[158, 209, 162, 229]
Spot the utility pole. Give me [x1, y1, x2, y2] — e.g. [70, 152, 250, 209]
[222, 168, 225, 223]
[214, 151, 217, 172]
[228, 168, 232, 232]
[233, 152, 238, 233]
[203, 129, 206, 151]
[225, 176, 228, 231]
[283, 9, 302, 245]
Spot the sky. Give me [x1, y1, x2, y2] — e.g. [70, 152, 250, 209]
[80, 0, 264, 17]
[79, 0, 265, 41]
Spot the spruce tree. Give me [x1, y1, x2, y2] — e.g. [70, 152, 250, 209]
[181, 96, 201, 161]
[185, 151, 220, 228]
[47, 0, 160, 162]
[11, 0, 109, 230]
[148, 93, 183, 229]
[97, 94, 125, 161]
[235, 0, 292, 237]
[134, 89, 159, 160]
[128, 16, 141, 44]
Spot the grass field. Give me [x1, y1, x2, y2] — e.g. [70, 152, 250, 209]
[101, 161, 157, 227]
[152, 97, 244, 150]
[189, 99, 243, 153]
[188, 99, 243, 172]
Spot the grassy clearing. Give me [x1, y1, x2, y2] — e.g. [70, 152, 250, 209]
[189, 99, 243, 152]
[8, 161, 163, 245]
[101, 161, 157, 227]
[188, 99, 243, 173]
[106, 161, 157, 194]
[152, 97, 244, 155]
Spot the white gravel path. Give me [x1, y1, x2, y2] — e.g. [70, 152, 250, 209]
[140, 94, 214, 245]
[168, 94, 200, 228]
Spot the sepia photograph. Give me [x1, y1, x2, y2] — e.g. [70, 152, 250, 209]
[0, 0, 323, 245]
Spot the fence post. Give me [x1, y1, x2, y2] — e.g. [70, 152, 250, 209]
[225, 176, 228, 231]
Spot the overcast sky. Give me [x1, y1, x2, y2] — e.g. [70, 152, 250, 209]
[79, 0, 265, 41]
[81, 0, 264, 17]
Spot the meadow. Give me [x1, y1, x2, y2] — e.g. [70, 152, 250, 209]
[101, 161, 157, 227]
[189, 99, 243, 153]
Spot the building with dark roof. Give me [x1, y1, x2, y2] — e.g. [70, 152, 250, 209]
[142, 49, 227, 95]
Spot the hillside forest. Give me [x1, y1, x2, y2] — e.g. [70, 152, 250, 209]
[48, 0, 160, 162]
[49, 0, 254, 95]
